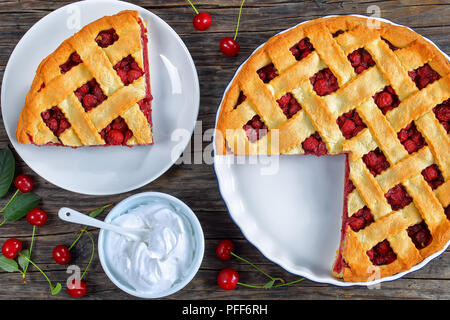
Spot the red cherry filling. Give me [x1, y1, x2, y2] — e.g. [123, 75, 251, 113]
[41, 106, 71, 137]
[336, 109, 366, 139]
[219, 37, 240, 57]
[137, 18, 153, 129]
[366, 240, 397, 266]
[346, 178, 356, 194]
[347, 48, 375, 74]
[385, 184, 412, 211]
[2, 238, 22, 259]
[113, 55, 144, 86]
[234, 91, 247, 109]
[445, 205, 450, 220]
[59, 52, 82, 74]
[257, 63, 279, 83]
[433, 98, 450, 133]
[397, 122, 426, 154]
[74, 79, 107, 112]
[332, 30, 345, 37]
[381, 38, 399, 51]
[217, 268, 239, 290]
[243, 115, 268, 143]
[276, 93, 302, 119]
[289, 37, 314, 61]
[302, 132, 328, 156]
[100, 117, 133, 145]
[96, 28, 119, 48]
[193, 12, 212, 31]
[408, 63, 441, 90]
[421, 164, 444, 190]
[310, 68, 339, 96]
[362, 147, 390, 176]
[348, 206, 374, 232]
[372, 86, 400, 115]
[407, 221, 432, 249]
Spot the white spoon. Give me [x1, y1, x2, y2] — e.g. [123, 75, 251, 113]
[58, 207, 149, 242]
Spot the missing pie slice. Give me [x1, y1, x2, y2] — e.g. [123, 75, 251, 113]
[16, 10, 153, 147]
[216, 16, 450, 282]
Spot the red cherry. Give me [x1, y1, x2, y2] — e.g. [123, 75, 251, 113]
[220, 37, 240, 57]
[52, 245, 71, 265]
[67, 280, 87, 298]
[376, 92, 394, 109]
[71, 53, 82, 64]
[111, 118, 127, 131]
[217, 268, 239, 290]
[2, 238, 22, 259]
[216, 240, 235, 261]
[116, 69, 128, 84]
[193, 12, 212, 31]
[26, 208, 47, 226]
[14, 174, 34, 193]
[422, 165, 438, 182]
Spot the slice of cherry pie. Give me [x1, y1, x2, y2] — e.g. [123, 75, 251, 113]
[16, 10, 153, 147]
[216, 16, 450, 282]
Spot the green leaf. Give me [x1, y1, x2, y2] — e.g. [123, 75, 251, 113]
[263, 280, 275, 289]
[0, 149, 15, 198]
[4, 193, 40, 222]
[51, 283, 62, 295]
[0, 255, 20, 272]
[18, 249, 30, 271]
[89, 204, 112, 218]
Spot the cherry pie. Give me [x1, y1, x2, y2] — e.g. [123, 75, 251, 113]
[16, 11, 153, 147]
[216, 16, 450, 282]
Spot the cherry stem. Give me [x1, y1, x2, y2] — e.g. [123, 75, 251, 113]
[0, 189, 19, 213]
[230, 251, 284, 283]
[22, 225, 36, 279]
[80, 229, 95, 281]
[19, 253, 57, 291]
[237, 278, 305, 289]
[186, 0, 199, 15]
[234, 0, 246, 40]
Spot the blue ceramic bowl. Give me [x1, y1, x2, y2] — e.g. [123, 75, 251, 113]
[98, 192, 204, 298]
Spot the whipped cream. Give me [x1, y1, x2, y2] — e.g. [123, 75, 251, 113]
[105, 202, 194, 295]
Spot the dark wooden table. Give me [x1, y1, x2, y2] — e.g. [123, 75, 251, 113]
[0, 0, 449, 300]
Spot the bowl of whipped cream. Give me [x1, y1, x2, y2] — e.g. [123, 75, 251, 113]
[98, 192, 204, 298]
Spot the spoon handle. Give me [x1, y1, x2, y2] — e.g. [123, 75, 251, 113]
[58, 207, 140, 241]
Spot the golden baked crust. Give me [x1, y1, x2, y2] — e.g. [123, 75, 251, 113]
[215, 15, 450, 282]
[16, 10, 153, 147]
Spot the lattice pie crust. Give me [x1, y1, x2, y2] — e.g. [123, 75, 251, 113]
[216, 16, 450, 282]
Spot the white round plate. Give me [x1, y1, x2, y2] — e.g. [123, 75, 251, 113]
[1, 0, 199, 195]
[214, 15, 450, 286]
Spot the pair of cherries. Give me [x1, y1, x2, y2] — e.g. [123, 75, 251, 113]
[191, 8, 241, 57]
